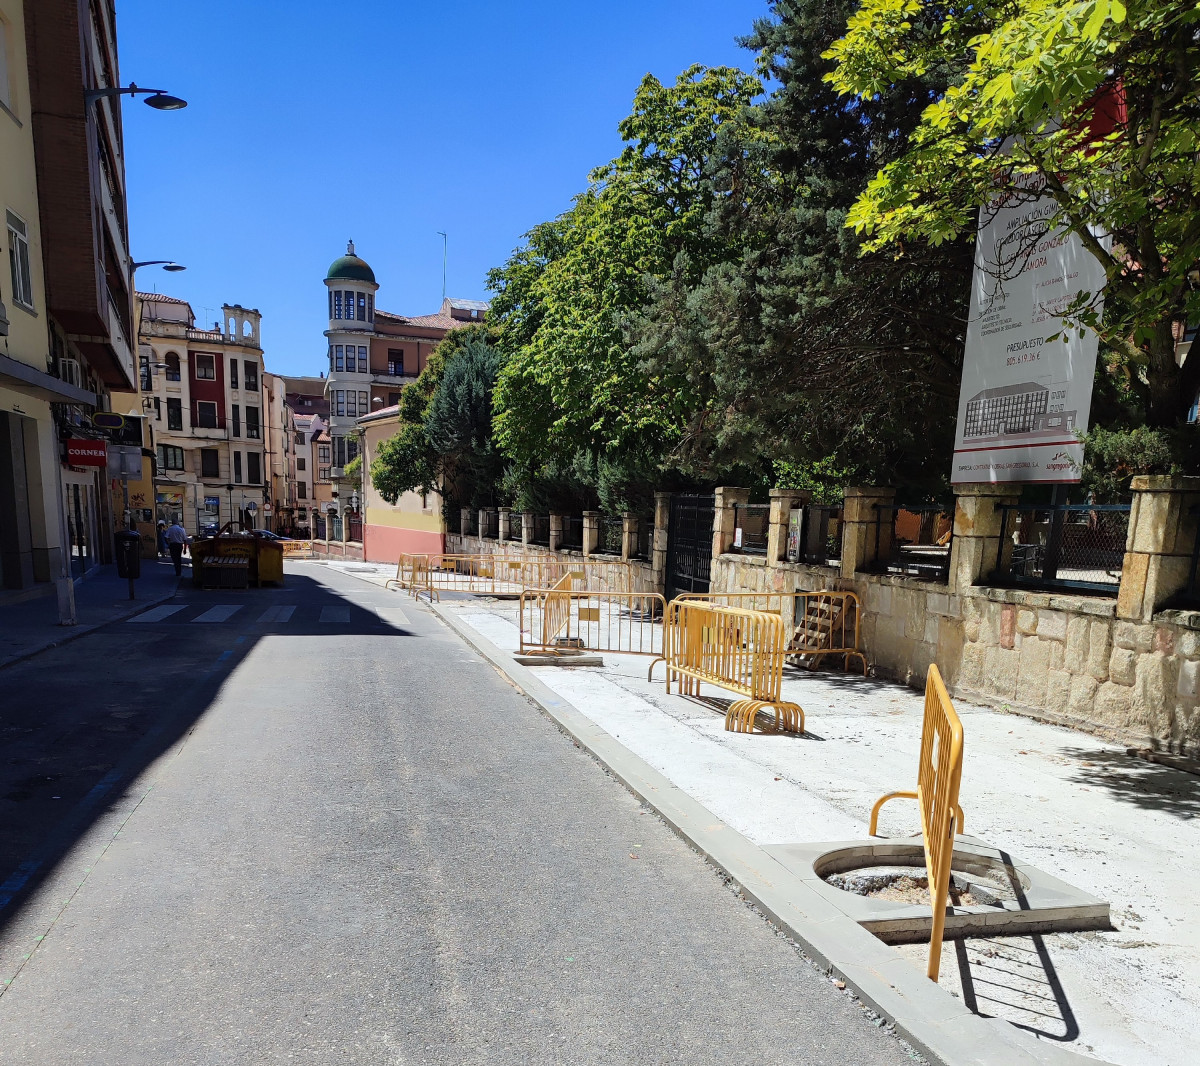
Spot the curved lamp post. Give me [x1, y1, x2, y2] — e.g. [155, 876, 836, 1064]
[85, 83, 188, 110]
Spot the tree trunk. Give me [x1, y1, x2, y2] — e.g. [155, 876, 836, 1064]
[1145, 320, 1184, 427]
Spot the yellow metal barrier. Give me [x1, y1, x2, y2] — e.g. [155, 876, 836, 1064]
[649, 600, 804, 734]
[387, 553, 635, 601]
[868, 664, 965, 982]
[678, 590, 866, 676]
[519, 589, 666, 656]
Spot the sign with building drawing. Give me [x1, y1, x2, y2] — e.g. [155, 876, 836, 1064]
[951, 173, 1107, 484]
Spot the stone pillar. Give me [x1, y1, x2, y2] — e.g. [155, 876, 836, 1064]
[477, 508, 488, 541]
[767, 488, 811, 563]
[522, 512, 534, 549]
[712, 486, 751, 559]
[1117, 475, 1200, 621]
[840, 487, 896, 578]
[582, 510, 600, 557]
[549, 513, 563, 552]
[460, 507, 472, 540]
[498, 506, 511, 543]
[947, 483, 1021, 592]
[621, 512, 637, 561]
[651, 491, 671, 593]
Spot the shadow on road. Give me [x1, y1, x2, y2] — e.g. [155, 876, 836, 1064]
[0, 570, 407, 932]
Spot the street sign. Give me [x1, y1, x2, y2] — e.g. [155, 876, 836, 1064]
[66, 439, 108, 467]
[245, 501, 258, 513]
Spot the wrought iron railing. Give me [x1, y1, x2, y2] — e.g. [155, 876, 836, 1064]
[994, 503, 1130, 594]
[480, 509, 499, 539]
[872, 504, 953, 583]
[347, 513, 362, 543]
[529, 514, 551, 546]
[596, 516, 624, 556]
[561, 515, 584, 550]
[732, 503, 770, 555]
[463, 510, 478, 537]
[798, 505, 843, 567]
[509, 511, 523, 542]
[634, 516, 653, 560]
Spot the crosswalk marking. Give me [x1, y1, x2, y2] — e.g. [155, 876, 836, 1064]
[256, 605, 296, 624]
[128, 604, 188, 624]
[319, 606, 350, 623]
[192, 605, 242, 623]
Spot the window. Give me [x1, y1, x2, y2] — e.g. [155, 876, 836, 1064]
[297, 482, 307, 499]
[233, 451, 243, 484]
[139, 355, 152, 392]
[318, 466, 330, 482]
[157, 445, 184, 471]
[359, 391, 368, 414]
[345, 290, 356, 320]
[333, 436, 345, 466]
[6, 211, 34, 310]
[358, 346, 368, 373]
[388, 392, 401, 407]
[246, 407, 260, 439]
[167, 398, 182, 431]
[367, 294, 374, 322]
[346, 391, 357, 418]
[334, 291, 342, 319]
[297, 457, 306, 471]
[200, 449, 220, 479]
[348, 437, 358, 462]
[195, 353, 216, 380]
[318, 444, 330, 463]
[328, 291, 333, 319]
[335, 390, 345, 417]
[247, 452, 261, 485]
[231, 404, 241, 437]
[244, 361, 258, 392]
[388, 349, 403, 375]
[229, 359, 239, 389]
[334, 345, 344, 372]
[294, 432, 305, 446]
[195, 401, 218, 428]
[164, 352, 181, 381]
[153, 397, 162, 421]
[357, 293, 367, 321]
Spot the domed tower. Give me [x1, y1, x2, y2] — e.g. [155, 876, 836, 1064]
[324, 241, 379, 475]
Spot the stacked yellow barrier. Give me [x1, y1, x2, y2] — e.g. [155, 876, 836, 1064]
[650, 600, 804, 734]
[869, 664, 965, 981]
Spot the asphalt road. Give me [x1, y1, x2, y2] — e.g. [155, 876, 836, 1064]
[0, 562, 914, 1064]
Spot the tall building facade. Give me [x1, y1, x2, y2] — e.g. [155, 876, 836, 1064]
[2, 0, 140, 606]
[321, 241, 487, 541]
[137, 294, 268, 534]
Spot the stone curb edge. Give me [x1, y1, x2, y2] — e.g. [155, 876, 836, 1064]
[0, 579, 180, 673]
[422, 594, 1113, 1066]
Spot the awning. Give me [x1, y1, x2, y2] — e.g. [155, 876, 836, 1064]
[0, 352, 97, 405]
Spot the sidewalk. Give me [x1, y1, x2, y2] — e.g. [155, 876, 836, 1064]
[0, 559, 181, 669]
[322, 562, 1197, 1066]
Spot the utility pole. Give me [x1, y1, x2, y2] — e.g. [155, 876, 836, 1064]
[437, 231, 447, 301]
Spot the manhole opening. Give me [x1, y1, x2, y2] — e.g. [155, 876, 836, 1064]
[824, 865, 1018, 906]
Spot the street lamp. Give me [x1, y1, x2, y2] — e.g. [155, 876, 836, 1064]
[85, 83, 188, 110]
[132, 260, 186, 273]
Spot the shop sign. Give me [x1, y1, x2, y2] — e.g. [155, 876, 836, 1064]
[66, 438, 108, 467]
[90, 412, 143, 448]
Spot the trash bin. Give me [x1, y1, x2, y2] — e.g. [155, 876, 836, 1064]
[114, 529, 142, 579]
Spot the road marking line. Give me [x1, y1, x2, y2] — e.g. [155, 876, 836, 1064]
[319, 606, 350, 623]
[128, 604, 188, 624]
[256, 606, 296, 624]
[192, 605, 242, 623]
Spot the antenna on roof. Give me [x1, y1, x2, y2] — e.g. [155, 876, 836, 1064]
[437, 231, 447, 301]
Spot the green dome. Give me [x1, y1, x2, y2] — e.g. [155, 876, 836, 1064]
[325, 241, 376, 284]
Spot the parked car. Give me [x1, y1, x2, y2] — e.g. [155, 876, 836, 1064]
[251, 530, 292, 541]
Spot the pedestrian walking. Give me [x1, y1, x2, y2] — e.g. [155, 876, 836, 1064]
[156, 520, 168, 557]
[165, 521, 190, 577]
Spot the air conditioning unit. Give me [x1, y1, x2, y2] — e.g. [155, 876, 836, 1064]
[60, 359, 83, 388]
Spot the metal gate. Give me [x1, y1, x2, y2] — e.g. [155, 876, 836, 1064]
[666, 494, 715, 600]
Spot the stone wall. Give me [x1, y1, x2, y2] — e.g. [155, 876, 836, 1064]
[445, 533, 656, 593]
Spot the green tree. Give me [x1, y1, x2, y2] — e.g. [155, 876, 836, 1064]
[826, 0, 1200, 430]
[629, 0, 973, 494]
[489, 65, 762, 491]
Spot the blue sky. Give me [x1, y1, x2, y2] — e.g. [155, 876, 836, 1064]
[119, 0, 770, 377]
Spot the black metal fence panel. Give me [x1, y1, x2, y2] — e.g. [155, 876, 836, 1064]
[561, 515, 584, 550]
[873, 504, 953, 583]
[530, 514, 550, 545]
[732, 503, 770, 555]
[995, 504, 1129, 594]
[798, 505, 843, 567]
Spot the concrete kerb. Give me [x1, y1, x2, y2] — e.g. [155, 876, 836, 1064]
[418, 593, 1113, 1066]
[0, 578, 181, 673]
